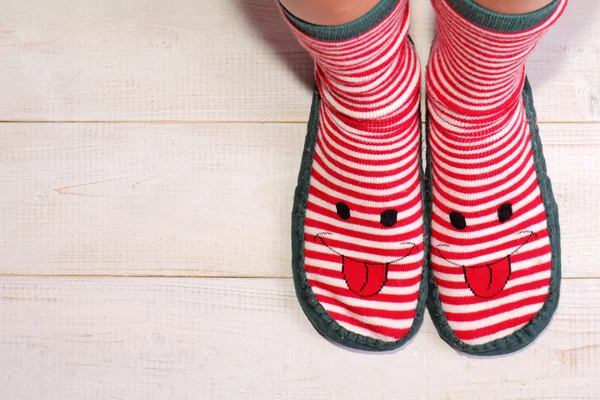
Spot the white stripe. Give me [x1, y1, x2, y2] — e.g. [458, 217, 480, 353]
[316, 129, 419, 172]
[509, 252, 552, 272]
[439, 286, 550, 313]
[305, 240, 424, 266]
[327, 55, 400, 94]
[440, 50, 524, 89]
[305, 258, 423, 280]
[431, 187, 545, 227]
[433, 52, 525, 99]
[309, 173, 422, 208]
[324, 106, 418, 143]
[336, 321, 398, 342]
[431, 45, 518, 89]
[312, 23, 403, 80]
[433, 156, 537, 201]
[324, 48, 413, 103]
[430, 214, 549, 252]
[434, 252, 551, 282]
[430, 65, 522, 112]
[323, 305, 414, 331]
[433, 142, 531, 187]
[321, 115, 419, 159]
[314, 137, 418, 181]
[309, 195, 423, 230]
[312, 160, 420, 197]
[431, 125, 528, 176]
[427, 96, 522, 139]
[431, 235, 549, 271]
[305, 223, 423, 252]
[321, 59, 420, 119]
[311, 286, 417, 311]
[447, 302, 544, 332]
[432, 172, 539, 212]
[461, 322, 529, 345]
[429, 109, 522, 156]
[436, 271, 551, 298]
[306, 272, 421, 296]
[505, 270, 552, 289]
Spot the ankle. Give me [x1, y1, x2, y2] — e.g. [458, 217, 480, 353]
[278, 0, 382, 26]
[471, 0, 555, 14]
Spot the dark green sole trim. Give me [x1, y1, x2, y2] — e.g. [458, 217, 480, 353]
[424, 77, 562, 356]
[291, 87, 429, 352]
[445, 0, 559, 32]
[280, 0, 398, 42]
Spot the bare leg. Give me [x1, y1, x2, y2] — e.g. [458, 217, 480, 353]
[472, 0, 554, 14]
[278, 0, 381, 25]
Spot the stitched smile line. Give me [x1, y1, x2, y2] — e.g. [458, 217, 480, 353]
[435, 231, 538, 299]
[314, 231, 416, 265]
[435, 231, 537, 268]
[313, 231, 416, 297]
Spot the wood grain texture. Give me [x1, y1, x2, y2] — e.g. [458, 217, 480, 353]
[0, 277, 598, 400]
[1, 0, 598, 398]
[0, 0, 597, 122]
[1, 122, 598, 277]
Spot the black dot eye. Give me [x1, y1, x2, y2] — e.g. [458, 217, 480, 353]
[336, 201, 351, 220]
[498, 203, 513, 223]
[450, 211, 467, 230]
[380, 209, 398, 227]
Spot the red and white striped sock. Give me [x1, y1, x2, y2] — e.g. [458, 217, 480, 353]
[283, 0, 425, 346]
[426, 0, 566, 348]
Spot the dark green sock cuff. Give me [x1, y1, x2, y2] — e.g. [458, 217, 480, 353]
[445, 0, 559, 32]
[279, 0, 398, 41]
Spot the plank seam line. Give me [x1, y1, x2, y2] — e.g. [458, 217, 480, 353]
[0, 274, 594, 280]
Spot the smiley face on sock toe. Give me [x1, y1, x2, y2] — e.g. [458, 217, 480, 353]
[423, 0, 565, 351]
[313, 201, 416, 298]
[436, 202, 538, 299]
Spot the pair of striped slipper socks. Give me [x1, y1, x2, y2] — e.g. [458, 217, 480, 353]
[283, 0, 566, 354]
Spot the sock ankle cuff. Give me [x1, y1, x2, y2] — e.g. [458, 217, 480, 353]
[279, 0, 398, 41]
[444, 0, 560, 32]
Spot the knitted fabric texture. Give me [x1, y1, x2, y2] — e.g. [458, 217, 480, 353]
[426, 0, 566, 349]
[284, 0, 426, 347]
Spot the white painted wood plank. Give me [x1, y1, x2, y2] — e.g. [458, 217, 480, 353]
[1, 122, 598, 277]
[0, 122, 303, 276]
[0, 0, 597, 122]
[0, 0, 313, 122]
[0, 277, 598, 400]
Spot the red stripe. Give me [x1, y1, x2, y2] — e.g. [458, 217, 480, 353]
[453, 313, 537, 341]
[438, 278, 551, 305]
[306, 264, 422, 288]
[308, 279, 420, 303]
[432, 245, 552, 275]
[327, 311, 411, 340]
[316, 294, 416, 320]
[308, 184, 422, 215]
[445, 294, 548, 322]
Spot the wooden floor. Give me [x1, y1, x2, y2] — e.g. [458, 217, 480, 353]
[1, 0, 599, 399]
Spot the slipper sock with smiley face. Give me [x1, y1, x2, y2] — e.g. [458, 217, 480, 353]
[425, 0, 566, 355]
[281, 0, 427, 351]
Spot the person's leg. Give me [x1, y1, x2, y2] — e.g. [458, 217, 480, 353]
[278, 0, 381, 25]
[472, 0, 554, 14]
[278, 0, 557, 24]
[281, 0, 427, 351]
[425, 0, 567, 355]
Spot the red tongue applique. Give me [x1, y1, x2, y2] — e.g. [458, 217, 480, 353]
[343, 256, 388, 297]
[464, 256, 511, 299]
